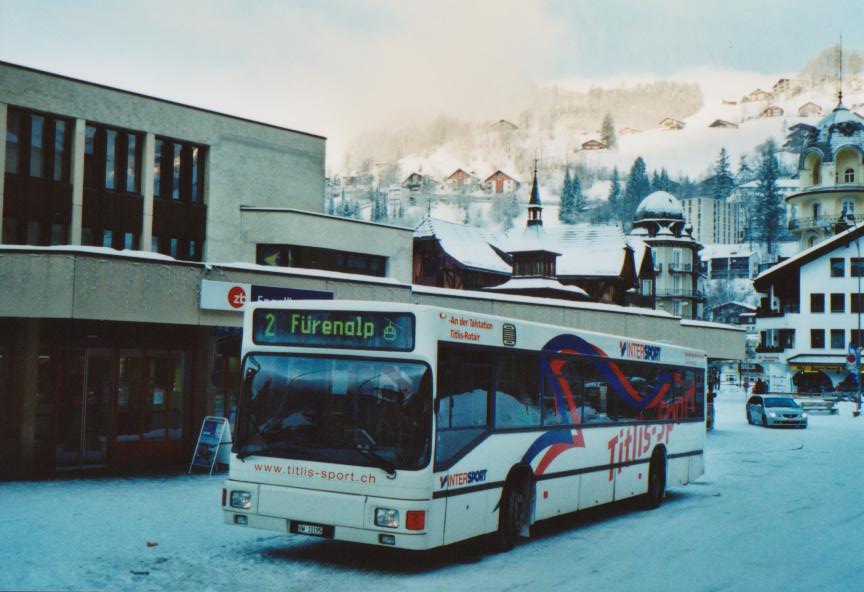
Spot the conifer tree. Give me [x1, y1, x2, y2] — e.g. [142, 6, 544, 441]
[754, 140, 784, 254]
[712, 147, 736, 200]
[651, 170, 663, 192]
[601, 114, 617, 149]
[559, 167, 574, 224]
[608, 167, 622, 226]
[623, 157, 650, 229]
[660, 168, 672, 192]
[571, 171, 587, 220]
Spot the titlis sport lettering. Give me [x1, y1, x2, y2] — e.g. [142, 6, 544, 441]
[439, 469, 488, 488]
[291, 313, 375, 339]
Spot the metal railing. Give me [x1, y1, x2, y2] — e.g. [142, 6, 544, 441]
[655, 288, 706, 300]
[788, 214, 864, 231]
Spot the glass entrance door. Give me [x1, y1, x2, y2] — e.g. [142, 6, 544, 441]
[56, 349, 112, 469]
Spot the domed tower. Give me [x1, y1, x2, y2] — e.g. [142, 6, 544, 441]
[629, 191, 704, 319]
[787, 99, 864, 249]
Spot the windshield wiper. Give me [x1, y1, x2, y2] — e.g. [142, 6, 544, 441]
[352, 428, 396, 478]
[237, 444, 293, 461]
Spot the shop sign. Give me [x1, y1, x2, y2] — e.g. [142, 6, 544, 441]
[189, 416, 230, 475]
[200, 280, 333, 311]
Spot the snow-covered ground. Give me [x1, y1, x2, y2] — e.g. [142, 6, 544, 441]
[3, 387, 863, 591]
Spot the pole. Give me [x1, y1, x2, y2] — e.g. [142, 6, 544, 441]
[856, 232, 862, 416]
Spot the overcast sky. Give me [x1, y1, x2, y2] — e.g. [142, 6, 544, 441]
[2, 0, 862, 164]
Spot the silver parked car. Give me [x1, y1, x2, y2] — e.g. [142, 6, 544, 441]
[746, 395, 808, 428]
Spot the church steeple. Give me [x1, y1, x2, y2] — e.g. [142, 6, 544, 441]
[527, 160, 543, 227]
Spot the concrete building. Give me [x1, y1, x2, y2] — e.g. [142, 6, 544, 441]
[681, 195, 740, 244]
[1, 62, 744, 479]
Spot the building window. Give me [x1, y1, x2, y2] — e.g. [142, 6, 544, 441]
[102, 229, 113, 248]
[852, 294, 864, 314]
[171, 142, 181, 200]
[256, 244, 387, 277]
[154, 136, 206, 203]
[5, 108, 21, 174]
[813, 202, 821, 219]
[105, 129, 117, 189]
[831, 329, 845, 349]
[853, 329, 863, 348]
[811, 329, 825, 349]
[123, 232, 136, 250]
[831, 293, 845, 313]
[831, 258, 845, 277]
[84, 125, 97, 188]
[845, 168, 855, 183]
[153, 139, 163, 197]
[810, 293, 825, 313]
[843, 199, 856, 215]
[53, 120, 67, 181]
[126, 133, 138, 193]
[29, 114, 45, 178]
[852, 258, 864, 278]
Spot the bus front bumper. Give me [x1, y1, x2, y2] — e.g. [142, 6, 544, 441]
[223, 509, 435, 550]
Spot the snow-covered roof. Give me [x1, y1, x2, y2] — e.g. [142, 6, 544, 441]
[412, 285, 674, 318]
[635, 191, 684, 221]
[700, 243, 754, 260]
[486, 277, 589, 298]
[626, 236, 651, 270]
[414, 217, 510, 274]
[501, 223, 630, 277]
[755, 222, 863, 283]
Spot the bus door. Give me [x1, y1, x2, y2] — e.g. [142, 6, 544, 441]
[435, 347, 495, 545]
[577, 358, 616, 509]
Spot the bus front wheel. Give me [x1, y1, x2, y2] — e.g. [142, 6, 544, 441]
[491, 475, 532, 552]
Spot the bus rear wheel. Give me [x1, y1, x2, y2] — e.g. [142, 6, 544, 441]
[640, 450, 666, 510]
[490, 476, 532, 552]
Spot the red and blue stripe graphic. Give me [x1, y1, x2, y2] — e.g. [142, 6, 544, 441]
[523, 333, 686, 476]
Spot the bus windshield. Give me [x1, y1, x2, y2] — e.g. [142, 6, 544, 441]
[235, 354, 432, 471]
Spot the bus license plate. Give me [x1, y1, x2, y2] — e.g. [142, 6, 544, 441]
[290, 521, 334, 539]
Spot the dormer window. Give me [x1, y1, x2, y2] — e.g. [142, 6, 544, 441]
[845, 168, 855, 183]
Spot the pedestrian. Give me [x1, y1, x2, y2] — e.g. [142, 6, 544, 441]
[753, 378, 766, 394]
[743, 378, 749, 394]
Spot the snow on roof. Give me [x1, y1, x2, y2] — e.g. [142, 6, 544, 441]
[499, 223, 629, 277]
[0, 244, 179, 262]
[414, 217, 511, 274]
[755, 222, 862, 282]
[737, 178, 799, 190]
[486, 277, 589, 297]
[412, 284, 675, 318]
[626, 236, 651, 270]
[680, 319, 746, 332]
[635, 191, 684, 220]
[699, 243, 754, 260]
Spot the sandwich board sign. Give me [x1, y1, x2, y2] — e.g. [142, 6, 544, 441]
[189, 416, 230, 475]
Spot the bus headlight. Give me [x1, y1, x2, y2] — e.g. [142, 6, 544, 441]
[230, 491, 252, 510]
[375, 508, 400, 528]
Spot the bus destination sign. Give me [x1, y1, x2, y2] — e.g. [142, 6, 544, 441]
[252, 309, 415, 351]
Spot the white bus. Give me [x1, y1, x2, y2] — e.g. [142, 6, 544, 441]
[222, 301, 706, 551]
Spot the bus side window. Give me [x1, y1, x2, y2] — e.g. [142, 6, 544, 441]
[581, 358, 611, 424]
[542, 355, 582, 426]
[495, 352, 540, 429]
[435, 346, 491, 467]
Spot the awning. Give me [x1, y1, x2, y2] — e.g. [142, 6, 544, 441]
[787, 354, 848, 373]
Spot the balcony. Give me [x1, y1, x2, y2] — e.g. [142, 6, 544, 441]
[656, 288, 706, 301]
[668, 263, 696, 274]
[788, 213, 864, 231]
